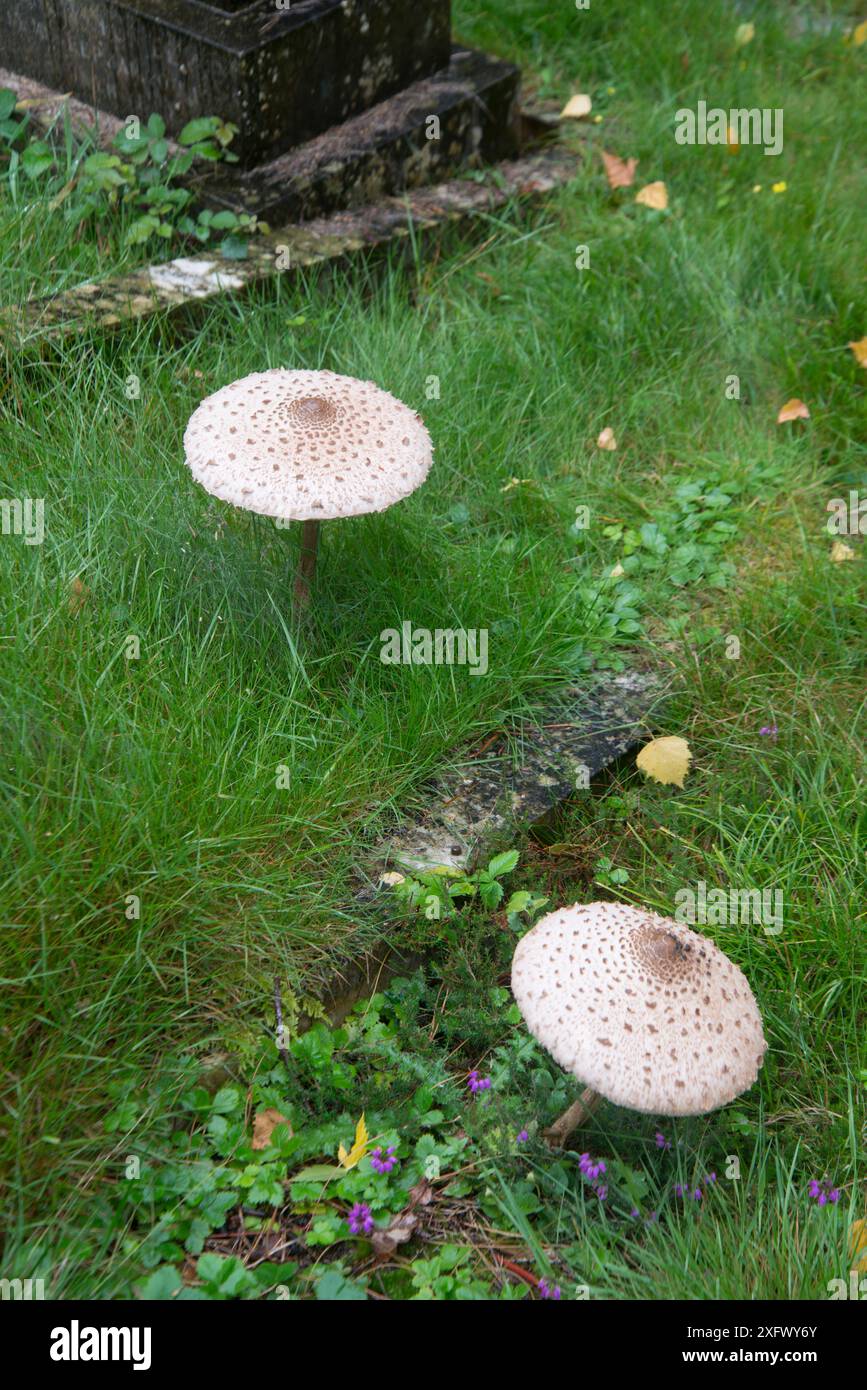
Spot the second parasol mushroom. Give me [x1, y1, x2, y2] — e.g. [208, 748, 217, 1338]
[183, 368, 433, 604]
[511, 901, 767, 1146]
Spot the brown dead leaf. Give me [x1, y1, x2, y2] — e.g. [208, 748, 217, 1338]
[370, 1212, 419, 1257]
[635, 181, 668, 210]
[68, 577, 89, 615]
[601, 150, 638, 189]
[379, 870, 405, 887]
[596, 426, 618, 450]
[561, 93, 592, 120]
[407, 1178, 436, 1207]
[849, 1218, 867, 1272]
[847, 337, 867, 368]
[369, 1179, 434, 1256]
[776, 398, 810, 424]
[252, 1107, 291, 1150]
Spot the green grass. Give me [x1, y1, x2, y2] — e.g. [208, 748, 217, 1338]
[0, 0, 865, 1297]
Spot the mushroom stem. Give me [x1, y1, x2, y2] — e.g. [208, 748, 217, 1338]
[294, 519, 321, 605]
[543, 1087, 603, 1147]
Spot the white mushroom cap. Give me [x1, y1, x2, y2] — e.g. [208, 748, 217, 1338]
[183, 368, 432, 521]
[511, 902, 766, 1116]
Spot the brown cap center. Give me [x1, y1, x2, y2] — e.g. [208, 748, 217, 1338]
[285, 395, 339, 428]
[632, 924, 703, 983]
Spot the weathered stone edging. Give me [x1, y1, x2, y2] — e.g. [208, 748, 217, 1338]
[1, 148, 579, 348]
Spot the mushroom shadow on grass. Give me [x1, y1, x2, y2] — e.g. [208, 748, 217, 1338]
[183, 369, 433, 606]
[511, 902, 767, 1147]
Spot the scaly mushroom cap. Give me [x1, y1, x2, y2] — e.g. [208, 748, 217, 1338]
[511, 902, 766, 1116]
[183, 368, 432, 521]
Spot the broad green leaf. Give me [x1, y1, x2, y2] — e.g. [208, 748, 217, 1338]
[486, 850, 519, 879]
[178, 116, 220, 145]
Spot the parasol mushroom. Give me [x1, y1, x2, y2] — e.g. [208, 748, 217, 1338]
[511, 901, 767, 1146]
[183, 368, 433, 604]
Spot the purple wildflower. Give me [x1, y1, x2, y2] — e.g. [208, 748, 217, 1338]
[370, 1145, 398, 1175]
[808, 1178, 840, 1207]
[655, 1131, 671, 1150]
[579, 1152, 607, 1181]
[538, 1278, 561, 1300]
[347, 1202, 374, 1236]
[467, 1069, 492, 1095]
[516, 1129, 529, 1144]
[675, 1173, 717, 1203]
[759, 725, 778, 740]
[630, 1207, 640, 1219]
[596, 1185, 608, 1202]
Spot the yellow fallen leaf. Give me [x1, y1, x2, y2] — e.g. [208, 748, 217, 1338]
[338, 1112, 370, 1169]
[772, 181, 787, 194]
[636, 736, 692, 789]
[596, 427, 617, 450]
[847, 336, 867, 368]
[379, 871, 405, 887]
[735, 22, 755, 47]
[776, 398, 810, 424]
[601, 150, 638, 189]
[561, 94, 592, 119]
[851, 20, 867, 45]
[610, 562, 625, 578]
[252, 1108, 291, 1151]
[849, 1219, 867, 1272]
[830, 540, 855, 563]
[635, 181, 668, 210]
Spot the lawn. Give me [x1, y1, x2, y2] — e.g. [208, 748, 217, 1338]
[0, 0, 864, 1300]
